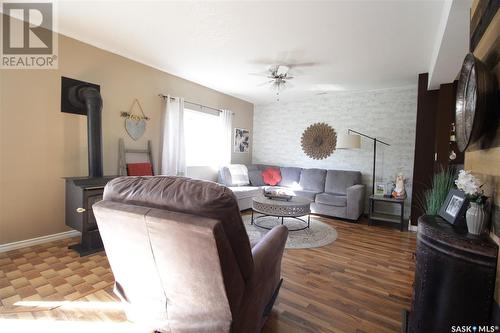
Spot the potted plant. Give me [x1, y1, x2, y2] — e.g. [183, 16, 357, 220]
[422, 168, 455, 215]
[455, 170, 489, 235]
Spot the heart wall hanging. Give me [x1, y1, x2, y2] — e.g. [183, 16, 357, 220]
[120, 98, 150, 141]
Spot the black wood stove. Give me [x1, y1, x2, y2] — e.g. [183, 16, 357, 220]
[62, 77, 116, 256]
[64, 176, 115, 256]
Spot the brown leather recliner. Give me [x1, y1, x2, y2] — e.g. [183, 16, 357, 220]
[93, 176, 288, 333]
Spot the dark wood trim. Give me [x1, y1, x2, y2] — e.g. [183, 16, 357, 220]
[435, 83, 455, 167]
[435, 82, 464, 167]
[410, 74, 439, 225]
[470, 0, 500, 52]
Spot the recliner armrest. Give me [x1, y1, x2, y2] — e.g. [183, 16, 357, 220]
[347, 184, 365, 220]
[250, 225, 288, 286]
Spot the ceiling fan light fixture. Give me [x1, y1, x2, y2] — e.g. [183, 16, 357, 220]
[276, 65, 289, 76]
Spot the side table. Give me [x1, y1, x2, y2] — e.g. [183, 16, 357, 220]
[368, 195, 405, 231]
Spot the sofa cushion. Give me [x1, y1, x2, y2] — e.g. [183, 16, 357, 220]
[325, 170, 362, 195]
[279, 167, 302, 188]
[248, 169, 265, 186]
[262, 167, 282, 186]
[291, 190, 318, 201]
[220, 164, 250, 186]
[230, 186, 262, 200]
[315, 193, 347, 207]
[246, 164, 261, 171]
[299, 168, 326, 192]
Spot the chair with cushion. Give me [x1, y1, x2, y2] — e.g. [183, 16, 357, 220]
[93, 176, 288, 333]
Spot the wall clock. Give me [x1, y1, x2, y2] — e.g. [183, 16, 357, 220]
[455, 53, 497, 152]
[301, 122, 336, 160]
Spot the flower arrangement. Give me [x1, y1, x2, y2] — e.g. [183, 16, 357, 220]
[455, 170, 488, 205]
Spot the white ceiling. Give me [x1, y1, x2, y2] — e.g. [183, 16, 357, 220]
[53, 1, 449, 105]
[428, 0, 471, 89]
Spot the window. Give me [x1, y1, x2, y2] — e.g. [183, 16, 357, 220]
[184, 108, 223, 167]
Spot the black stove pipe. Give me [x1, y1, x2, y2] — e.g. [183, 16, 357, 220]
[69, 85, 103, 178]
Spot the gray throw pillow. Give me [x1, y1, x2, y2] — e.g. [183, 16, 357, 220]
[279, 167, 302, 187]
[299, 168, 327, 192]
[248, 169, 265, 186]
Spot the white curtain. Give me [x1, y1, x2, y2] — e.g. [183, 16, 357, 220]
[160, 96, 186, 176]
[220, 109, 233, 166]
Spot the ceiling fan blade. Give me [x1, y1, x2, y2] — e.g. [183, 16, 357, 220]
[288, 62, 318, 68]
[250, 58, 278, 65]
[256, 79, 275, 87]
[248, 72, 270, 77]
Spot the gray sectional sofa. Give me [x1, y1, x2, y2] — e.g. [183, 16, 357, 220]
[219, 164, 365, 221]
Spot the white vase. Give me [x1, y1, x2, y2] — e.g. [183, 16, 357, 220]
[466, 202, 486, 235]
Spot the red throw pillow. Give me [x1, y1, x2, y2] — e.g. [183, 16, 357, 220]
[261, 167, 282, 186]
[127, 163, 153, 176]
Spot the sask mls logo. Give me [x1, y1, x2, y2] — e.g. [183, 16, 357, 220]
[451, 325, 499, 332]
[1, 2, 58, 68]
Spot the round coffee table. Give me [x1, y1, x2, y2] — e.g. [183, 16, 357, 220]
[251, 195, 312, 231]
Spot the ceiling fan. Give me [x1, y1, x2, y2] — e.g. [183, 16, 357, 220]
[258, 64, 294, 101]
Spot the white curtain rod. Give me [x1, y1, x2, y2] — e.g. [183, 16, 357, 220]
[158, 94, 234, 115]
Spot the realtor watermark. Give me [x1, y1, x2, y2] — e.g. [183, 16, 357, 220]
[1, 1, 58, 69]
[451, 325, 499, 332]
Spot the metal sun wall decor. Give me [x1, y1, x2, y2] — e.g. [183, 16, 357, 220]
[301, 122, 337, 160]
[121, 98, 150, 141]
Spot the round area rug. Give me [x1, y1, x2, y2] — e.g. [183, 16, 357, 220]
[242, 215, 337, 249]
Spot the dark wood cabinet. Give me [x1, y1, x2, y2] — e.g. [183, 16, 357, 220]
[404, 215, 498, 332]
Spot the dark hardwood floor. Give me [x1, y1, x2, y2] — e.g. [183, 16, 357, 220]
[263, 216, 415, 333]
[0, 215, 416, 333]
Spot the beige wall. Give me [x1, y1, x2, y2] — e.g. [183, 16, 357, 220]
[466, 2, 500, 302]
[0, 34, 253, 245]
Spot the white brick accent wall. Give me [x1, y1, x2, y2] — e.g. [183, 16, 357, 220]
[253, 86, 418, 217]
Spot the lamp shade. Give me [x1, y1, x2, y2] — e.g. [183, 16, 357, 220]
[336, 134, 361, 149]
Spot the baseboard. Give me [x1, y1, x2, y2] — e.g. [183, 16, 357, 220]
[0, 230, 81, 253]
[408, 223, 418, 232]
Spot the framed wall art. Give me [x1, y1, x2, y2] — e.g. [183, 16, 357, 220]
[234, 128, 250, 153]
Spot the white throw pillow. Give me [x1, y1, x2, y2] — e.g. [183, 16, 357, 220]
[224, 164, 250, 186]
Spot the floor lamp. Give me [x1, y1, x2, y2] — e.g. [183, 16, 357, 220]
[337, 129, 390, 195]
